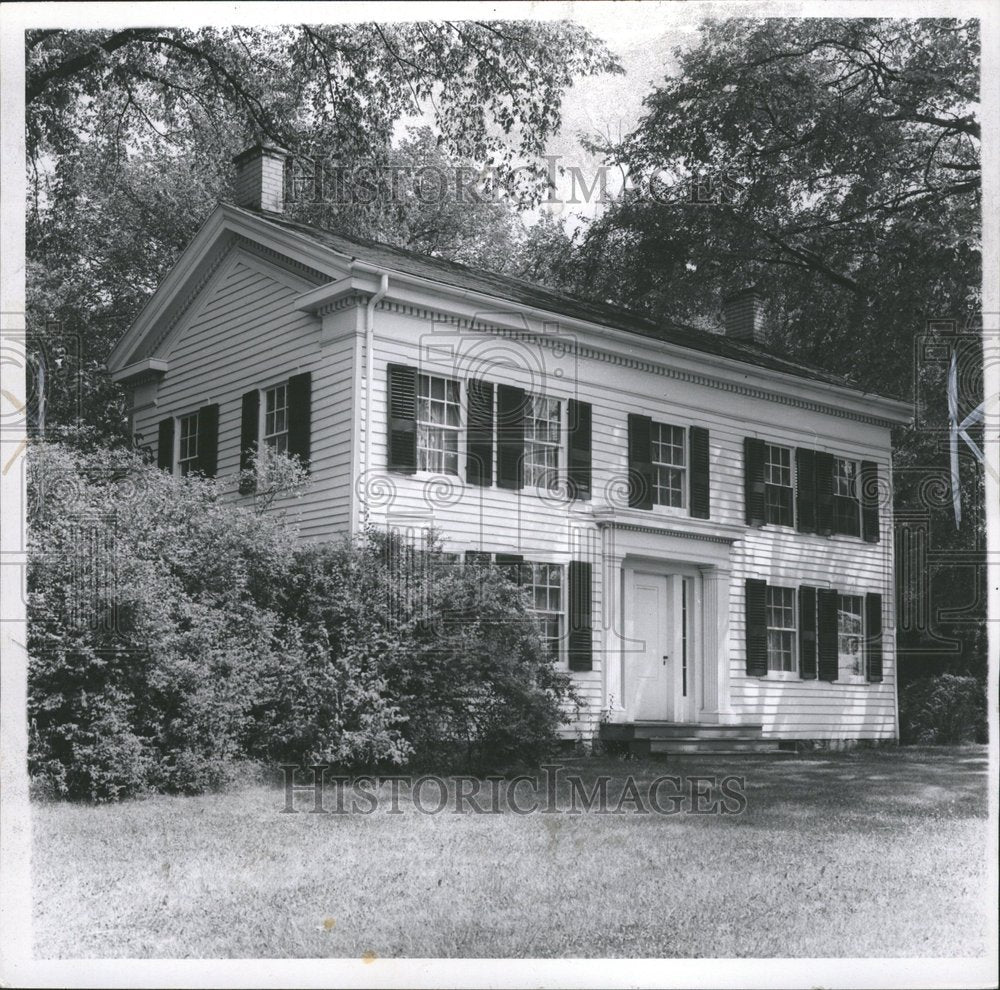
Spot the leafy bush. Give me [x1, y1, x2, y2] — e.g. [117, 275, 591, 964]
[28, 442, 577, 799]
[898, 674, 987, 745]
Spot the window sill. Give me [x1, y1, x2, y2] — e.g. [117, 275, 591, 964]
[765, 670, 800, 681]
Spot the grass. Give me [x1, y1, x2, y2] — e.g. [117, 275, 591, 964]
[31, 746, 991, 958]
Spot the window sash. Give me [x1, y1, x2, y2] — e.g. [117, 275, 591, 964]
[178, 413, 199, 475]
[766, 585, 797, 672]
[524, 395, 561, 487]
[764, 444, 794, 525]
[833, 458, 861, 535]
[525, 561, 563, 659]
[417, 374, 461, 474]
[651, 422, 686, 508]
[837, 594, 865, 678]
[264, 384, 289, 453]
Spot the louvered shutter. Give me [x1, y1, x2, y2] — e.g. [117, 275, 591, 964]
[817, 588, 839, 680]
[744, 437, 766, 526]
[494, 552, 524, 585]
[196, 403, 219, 477]
[239, 390, 260, 494]
[689, 426, 710, 519]
[496, 385, 525, 490]
[796, 448, 817, 533]
[860, 461, 880, 543]
[744, 578, 768, 677]
[567, 560, 593, 671]
[815, 451, 835, 536]
[798, 585, 817, 679]
[865, 592, 883, 682]
[287, 372, 312, 471]
[567, 399, 592, 501]
[627, 413, 653, 510]
[466, 379, 494, 486]
[157, 417, 174, 471]
[387, 364, 417, 474]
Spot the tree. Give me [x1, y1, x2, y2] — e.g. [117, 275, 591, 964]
[26, 23, 621, 444]
[566, 17, 984, 685]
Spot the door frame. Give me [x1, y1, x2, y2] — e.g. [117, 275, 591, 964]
[623, 561, 702, 723]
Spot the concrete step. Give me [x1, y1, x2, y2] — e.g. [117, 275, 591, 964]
[601, 722, 764, 741]
[649, 737, 782, 754]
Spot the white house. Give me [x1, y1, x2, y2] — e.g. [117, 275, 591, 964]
[107, 145, 913, 754]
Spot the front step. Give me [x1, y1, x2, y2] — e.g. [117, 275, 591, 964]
[600, 721, 785, 756]
[649, 737, 781, 755]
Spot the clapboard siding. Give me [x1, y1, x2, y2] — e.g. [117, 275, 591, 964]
[132, 249, 357, 539]
[360, 305, 897, 740]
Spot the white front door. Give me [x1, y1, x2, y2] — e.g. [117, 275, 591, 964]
[626, 570, 696, 722]
[629, 573, 674, 720]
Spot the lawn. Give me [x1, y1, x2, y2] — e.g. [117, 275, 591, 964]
[31, 746, 991, 958]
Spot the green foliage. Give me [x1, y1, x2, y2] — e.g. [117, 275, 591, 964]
[898, 674, 987, 745]
[28, 442, 575, 800]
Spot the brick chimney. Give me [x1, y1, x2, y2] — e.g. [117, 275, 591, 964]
[232, 143, 287, 213]
[723, 286, 765, 344]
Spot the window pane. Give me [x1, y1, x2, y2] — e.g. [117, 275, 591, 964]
[416, 374, 461, 475]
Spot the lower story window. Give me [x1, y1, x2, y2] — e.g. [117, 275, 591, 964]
[178, 412, 199, 476]
[838, 594, 865, 679]
[766, 585, 797, 672]
[525, 561, 563, 659]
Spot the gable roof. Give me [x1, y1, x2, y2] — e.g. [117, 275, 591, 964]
[234, 205, 896, 399]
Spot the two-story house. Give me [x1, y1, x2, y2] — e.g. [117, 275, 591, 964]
[107, 144, 913, 753]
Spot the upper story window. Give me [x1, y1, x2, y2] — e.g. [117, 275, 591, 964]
[651, 422, 686, 508]
[766, 585, 797, 673]
[764, 443, 794, 526]
[833, 457, 861, 537]
[525, 395, 561, 488]
[838, 594, 865, 680]
[178, 412, 199, 476]
[264, 384, 289, 453]
[417, 373, 461, 474]
[524, 561, 564, 660]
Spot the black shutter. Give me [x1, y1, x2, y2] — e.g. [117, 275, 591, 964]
[287, 372, 312, 471]
[865, 592, 883, 682]
[817, 588, 839, 680]
[157, 417, 174, 471]
[744, 437, 766, 526]
[795, 448, 817, 533]
[799, 585, 817, 679]
[494, 552, 523, 585]
[689, 426, 710, 519]
[466, 379, 494, 486]
[745, 578, 768, 677]
[860, 461, 880, 543]
[815, 452, 835, 536]
[387, 364, 417, 474]
[239, 390, 260, 494]
[568, 560, 593, 671]
[496, 385, 525, 490]
[627, 413, 653, 510]
[567, 399, 592, 501]
[196, 403, 219, 477]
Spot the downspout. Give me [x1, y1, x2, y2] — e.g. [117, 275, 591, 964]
[362, 271, 389, 524]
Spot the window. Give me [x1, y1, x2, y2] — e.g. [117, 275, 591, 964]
[833, 457, 861, 536]
[178, 412, 199, 476]
[525, 561, 563, 659]
[264, 384, 289, 453]
[417, 374, 461, 474]
[764, 443, 794, 526]
[837, 594, 865, 679]
[651, 422, 686, 508]
[525, 395, 561, 488]
[766, 585, 797, 673]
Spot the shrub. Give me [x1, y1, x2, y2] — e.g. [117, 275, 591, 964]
[898, 674, 987, 745]
[28, 442, 578, 798]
